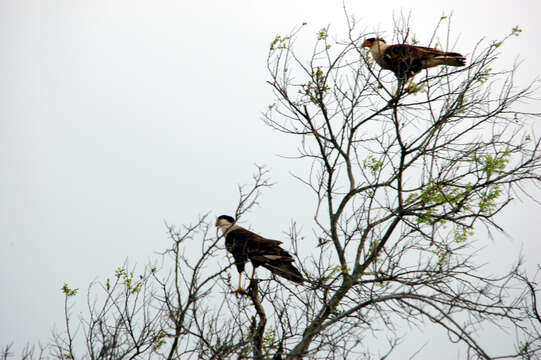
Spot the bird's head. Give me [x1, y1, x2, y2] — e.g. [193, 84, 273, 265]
[216, 215, 235, 226]
[216, 215, 236, 234]
[362, 37, 386, 48]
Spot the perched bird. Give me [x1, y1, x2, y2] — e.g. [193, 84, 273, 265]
[362, 37, 466, 92]
[216, 215, 304, 291]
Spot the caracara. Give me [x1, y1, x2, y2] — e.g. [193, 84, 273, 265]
[362, 37, 466, 92]
[216, 215, 304, 291]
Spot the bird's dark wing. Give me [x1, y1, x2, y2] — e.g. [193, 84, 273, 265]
[225, 229, 254, 273]
[381, 44, 424, 79]
[225, 228, 281, 272]
[387, 43, 456, 59]
[385, 44, 465, 76]
[226, 227, 304, 284]
[225, 228, 282, 254]
[261, 261, 304, 284]
[408, 44, 447, 57]
[226, 228, 285, 260]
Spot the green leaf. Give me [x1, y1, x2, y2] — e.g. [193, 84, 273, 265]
[363, 155, 383, 175]
[115, 267, 126, 278]
[317, 28, 328, 40]
[511, 25, 522, 36]
[270, 35, 281, 51]
[454, 226, 473, 243]
[61, 283, 79, 297]
[152, 330, 167, 350]
[263, 327, 278, 349]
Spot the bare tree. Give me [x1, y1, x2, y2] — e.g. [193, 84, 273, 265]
[262, 14, 541, 359]
[3, 15, 541, 360]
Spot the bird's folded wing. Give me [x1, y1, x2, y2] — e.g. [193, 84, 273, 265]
[386, 44, 444, 61]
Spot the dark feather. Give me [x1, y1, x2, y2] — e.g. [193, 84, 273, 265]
[225, 227, 304, 284]
[261, 261, 304, 284]
[382, 44, 466, 80]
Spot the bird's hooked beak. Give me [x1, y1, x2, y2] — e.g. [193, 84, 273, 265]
[215, 216, 237, 234]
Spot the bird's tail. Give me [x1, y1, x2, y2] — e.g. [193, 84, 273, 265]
[432, 52, 466, 67]
[263, 262, 305, 284]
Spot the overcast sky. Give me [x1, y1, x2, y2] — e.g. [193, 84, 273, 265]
[1, 0, 540, 358]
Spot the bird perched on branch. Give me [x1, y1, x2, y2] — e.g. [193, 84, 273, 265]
[216, 215, 304, 291]
[362, 37, 466, 93]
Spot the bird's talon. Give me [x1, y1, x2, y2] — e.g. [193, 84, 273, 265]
[233, 287, 244, 294]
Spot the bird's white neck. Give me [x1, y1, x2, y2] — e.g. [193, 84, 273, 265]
[217, 222, 239, 236]
[368, 40, 388, 66]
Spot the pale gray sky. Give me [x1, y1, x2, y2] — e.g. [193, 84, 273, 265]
[1, 0, 540, 357]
